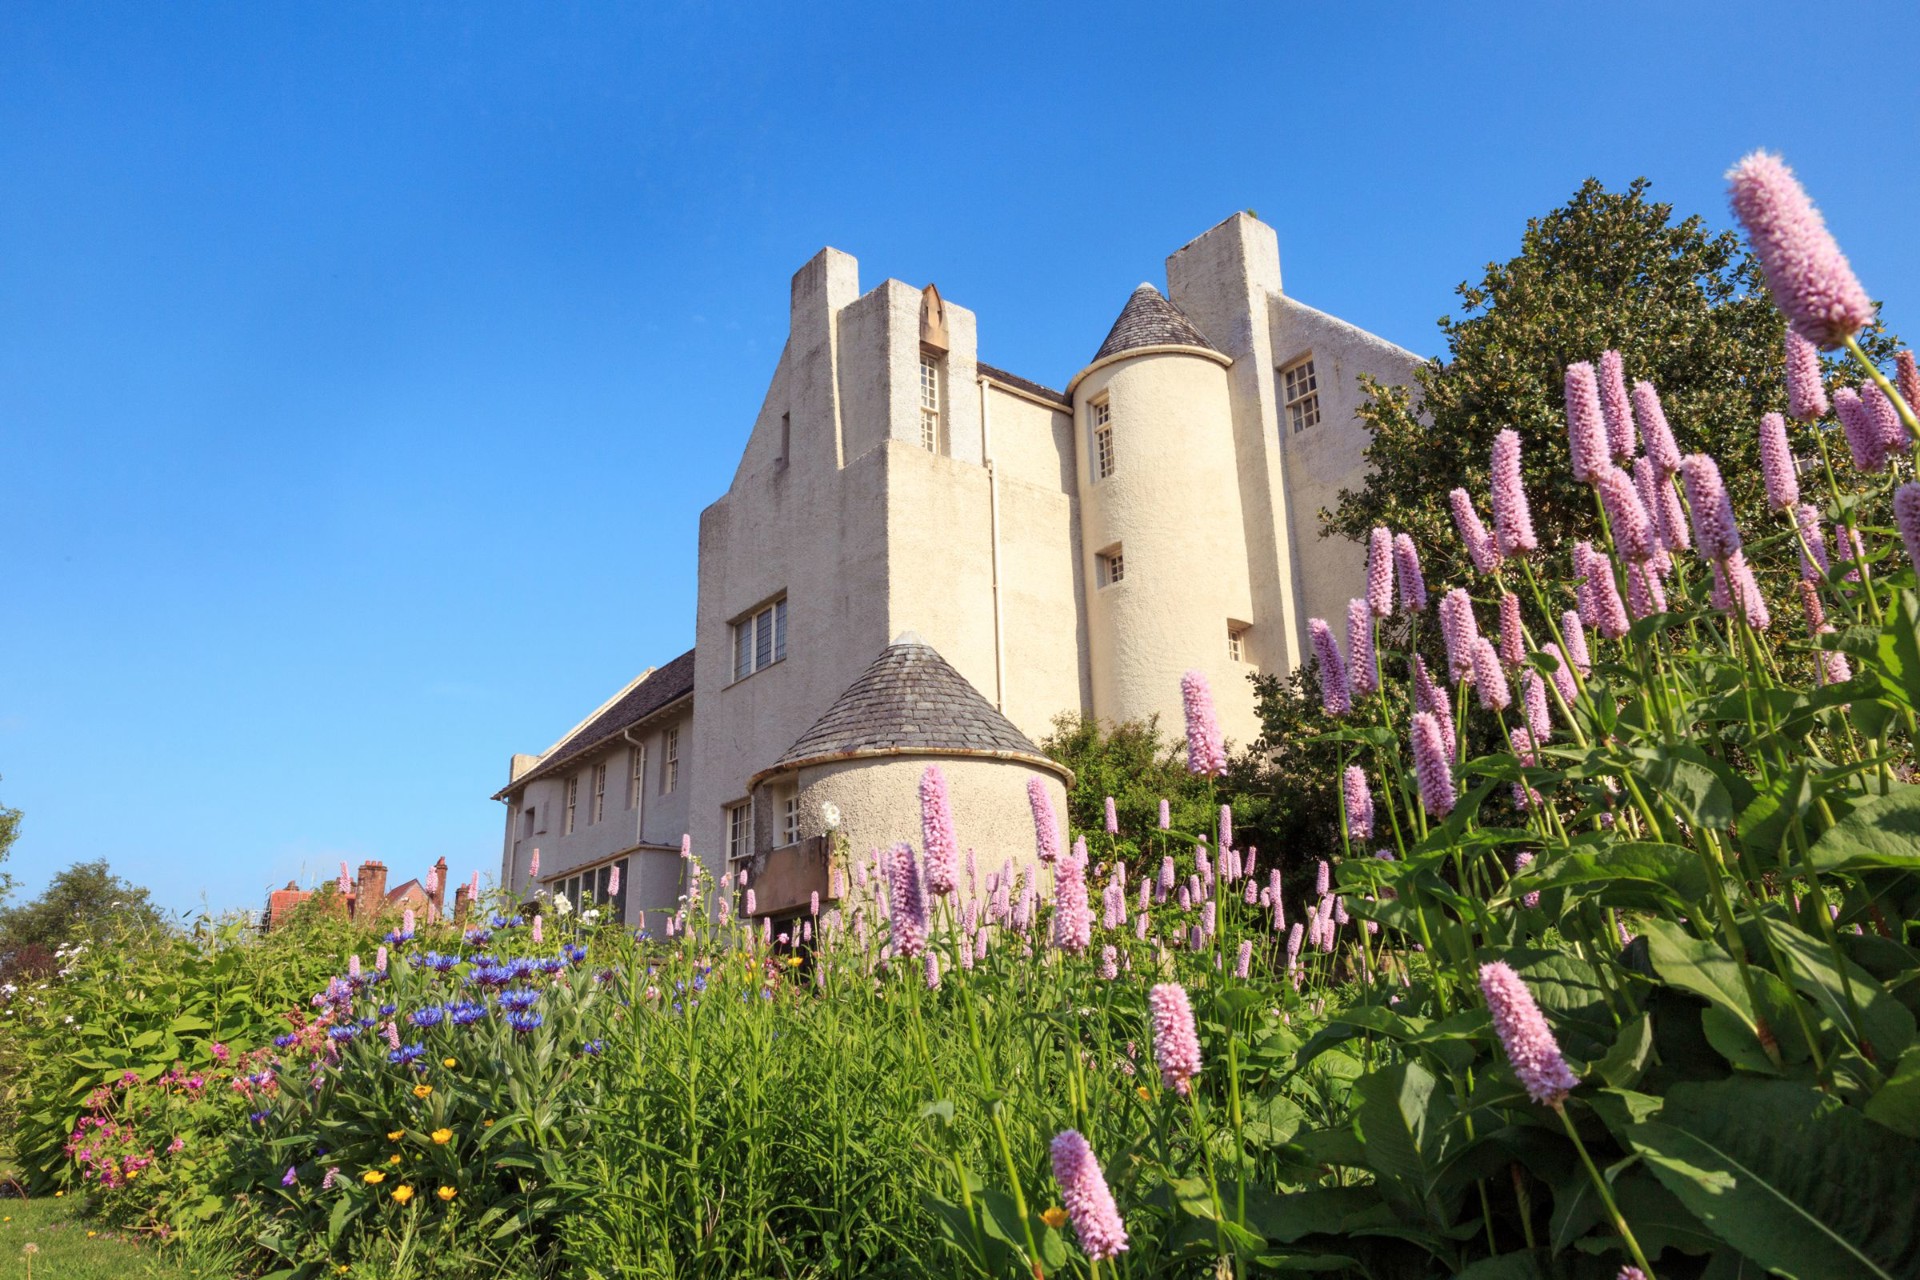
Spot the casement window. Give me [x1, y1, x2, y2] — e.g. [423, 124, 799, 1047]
[732, 597, 788, 682]
[1282, 357, 1320, 433]
[919, 353, 942, 452]
[661, 728, 679, 795]
[522, 808, 535, 838]
[558, 858, 626, 918]
[564, 776, 579, 835]
[1228, 623, 1250, 663]
[726, 800, 752, 864]
[1092, 399, 1115, 480]
[591, 762, 607, 825]
[1096, 544, 1126, 588]
[778, 787, 800, 847]
[628, 745, 646, 810]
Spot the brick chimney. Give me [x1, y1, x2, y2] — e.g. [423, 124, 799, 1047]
[429, 857, 449, 917]
[355, 861, 389, 919]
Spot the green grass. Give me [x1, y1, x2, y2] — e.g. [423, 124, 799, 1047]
[0, 1196, 231, 1280]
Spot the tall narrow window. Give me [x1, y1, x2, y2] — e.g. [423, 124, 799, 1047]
[777, 411, 791, 467]
[726, 801, 752, 865]
[731, 597, 788, 681]
[779, 788, 800, 846]
[919, 353, 942, 452]
[628, 745, 646, 809]
[591, 762, 607, 825]
[661, 728, 679, 794]
[564, 775, 579, 835]
[1282, 357, 1320, 433]
[1228, 623, 1250, 663]
[1092, 399, 1115, 480]
[1097, 545, 1126, 588]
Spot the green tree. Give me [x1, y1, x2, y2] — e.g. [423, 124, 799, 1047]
[0, 859, 169, 956]
[0, 789, 18, 906]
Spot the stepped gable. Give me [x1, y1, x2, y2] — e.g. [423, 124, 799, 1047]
[768, 634, 1066, 776]
[1090, 283, 1220, 364]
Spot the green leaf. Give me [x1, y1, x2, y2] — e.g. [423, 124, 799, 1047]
[1512, 841, 1708, 912]
[1864, 1045, 1920, 1139]
[1351, 1059, 1461, 1225]
[1808, 784, 1920, 874]
[1872, 589, 1920, 711]
[1626, 1078, 1920, 1278]
[1626, 743, 1748, 830]
[1595, 1013, 1654, 1090]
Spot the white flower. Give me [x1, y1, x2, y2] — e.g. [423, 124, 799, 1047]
[821, 801, 842, 831]
[581, 909, 600, 925]
[63, 1015, 74, 1024]
[553, 893, 573, 916]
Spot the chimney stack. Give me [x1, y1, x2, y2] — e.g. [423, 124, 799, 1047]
[430, 857, 449, 917]
[356, 861, 389, 919]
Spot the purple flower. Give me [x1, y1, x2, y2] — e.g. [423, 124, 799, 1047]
[1309, 617, 1352, 716]
[1626, 558, 1668, 621]
[1218, 804, 1233, 851]
[1498, 591, 1524, 668]
[282, 1165, 299, 1187]
[1103, 795, 1118, 836]
[1439, 588, 1479, 683]
[1835, 387, 1889, 474]
[1758, 412, 1798, 511]
[1346, 598, 1378, 698]
[1394, 532, 1428, 611]
[1560, 611, 1591, 676]
[1587, 550, 1631, 640]
[1513, 850, 1540, 907]
[1367, 526, 1395, 617]
[1412, 654, 1455, 758]
[1597, 465, 1654, 562]
[1473, 638, 1512, 712]
[1052, 841, 1092, 955]
[1522, 669, 1552, 741]
[1050, 1130, 1130, 1261]
[1479, 960, 1581, 1106]
[1727, 151, 1875, 348]
[885, 842, 929, 958]
[1899, 350, 1920, 421]
[1411, 712, 1455, 817]
[1028, 777, 1062, 864]
[1564, 362, 1611, 483]
[1865, 383, 1908, 459]
[1786, 329, 1830, 422]
[1147, 982, 1203, 1095]
[1449, 487, 1502, 575]
[919, 765, 959, 897]
[1344, 765, 1373, 842]
[1680, 454, 1742, 560]
[1634, 382, 1680, 477]
[1635, 456, 1689, 554]
[1598, 350, 1637, 459]
[1490, 429, 1539, 557]
[1180, 670, 1228, 776]
[1894, 484, 1920, 579]
[1235, 939, 1253, 979]
[1158, 798, 1170, 830]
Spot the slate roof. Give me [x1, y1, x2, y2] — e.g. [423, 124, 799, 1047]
[1091, 283, 1220, 364]
[978, 361, 1069, 407]
[765, 635, 1068, 778]
[496, 648, 696, 798]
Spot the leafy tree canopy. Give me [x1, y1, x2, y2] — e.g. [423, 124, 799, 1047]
[0, 859, 169, 956]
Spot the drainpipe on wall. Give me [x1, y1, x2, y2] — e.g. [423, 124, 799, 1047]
[979, 374, 1006, 712]
[622, 727, 648, 848]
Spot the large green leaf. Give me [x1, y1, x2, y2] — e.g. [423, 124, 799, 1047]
[1864, 1044, 1920, 1139]
[1351, 1059, 1463, 1227]
[1511, 841, 1709, 912]
[1626, 1078, 1920, 1278]
[1808, 785, 1920, 874]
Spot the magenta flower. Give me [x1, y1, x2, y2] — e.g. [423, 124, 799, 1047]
[1598, 350, 1637, 459]
[607, 863, 619, 897]
[1596, 465, 1654, 562]
[886, 842, 929, 958]
[1588, 551, 1631, 640]
[529, 847, 540, 878]
[1564, 362, 1611, 483]
[1412, 655, 1454, 758]
[1489, 429, 1539, 557]
[1147, 982, 1203, 1095]
[1473, 638, 1512, 712]
[1367, 526, 1395, 617]
[1103, 795, 1118, 836]
[1834, 387, 1888, 473]
[1050, 1130, 1130, 1262]
[1028, 777, 1062, 864]
[1899, 350, 1920, 419]
[282, 1165, 299, 1187]
[1635, 456, 1689, 554]
[1344, 764, 1373, 842]
[1315, 858, 1330, 897]
[1560, 611, 1591, 676]
[1053, 840, 1092, 954]
[1479, 960, 1581, 1106]
[1346, 598, 1378, 698]
[1758, 412, 1798, 512]
[1449, 487, 1503, 575]
[1626, 558, 1668, 621]
[919, 765, 959, 897]
[1513, 850, 1541, 906]
[1523, 669, 1552, 741]
[1894, 484, 1920, 578]
[1498, 591, 1524, 668]
[1411, 711, 1455, 817]
[1218, 804, 1233, 851]
[1180, 670, 1228, 776]
[1439, 588, 1480, 683]
[1786, 329, 1830, 422]
[1394, 532, 1428, 611]
[1865, 383, 1908, 458]
[1727, 151, 1874, 348]
[1158, 798, 1170, 830]
[1309, 617, 1352, 716]
[1680, 454, 1742, 560]
[1634, 381, 1680, 477]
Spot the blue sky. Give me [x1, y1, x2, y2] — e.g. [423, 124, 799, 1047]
[4, 2, 1916, 918]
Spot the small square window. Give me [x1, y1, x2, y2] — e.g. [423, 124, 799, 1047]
[1282, 357, 1320, 433]
[732, 597, 789, 682]
[1097, 545, 1125, 588]
[1228, 623, 1250, 663]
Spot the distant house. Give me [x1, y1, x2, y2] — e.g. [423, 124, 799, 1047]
[265, 856, 452, 930]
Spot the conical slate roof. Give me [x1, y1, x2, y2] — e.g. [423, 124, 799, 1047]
[763, 634, 1068, 779]
[1090, 283, 1219, 364]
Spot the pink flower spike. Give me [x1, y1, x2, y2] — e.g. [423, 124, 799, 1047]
[1439, 588, 1480, 684]
[1147, 983, 1203, 1096]
[1367, 526, 1395, 617]
[1028, 777, 1062, 864]
[1598, 350, 1637, 460]
[1052, 842, 1092, 955]
[1634, 382, 1680, 478]
[1180, 670, 1229, 776]
[1050, 1130, 1130, 1262]
[1563, 362, 1611, 484]
[1158, 798, 1170, 830]
[1103, 795, 1119, 836]
[1560, 611, 1591, 676]
[1899, 351, 1920, 421]
[529, 847, 540, 878]
[1411, 711, 1456, 818]
[1786, 329, 1830, 422]
[1758, 412, 1798, 512]
[1413, 655, 1457, 762]
[1679, 454, 1742, 560]
[1498, 591, 1524, 668]
[919, 765, 959, 897]
[1636, 456, 1689, 554]
[1589, 551, 1631, 640]
[1626, 558, 1668, 621]
[1894, 484, 1920, 578]
[1394, 532, 1428, 611]
[1309, 617, 1353, 717]
[1833, 387, 1887, 474]
[1449, 487, 1503, 575]
[1727, 150, 1875, 348]
[885, 842, 929, 958]
[1865, 384, 1907, 458]
[1541, 643, 1578, 705]
[1343, 765, 1374, 842]
[1479, 960, 1580, 1106]
[1346, 598, 1378, 698]
[1473, 638, 1511, 712]
[1523, 669, 1552, 741]
[1490, 429, 1539, 557]
[1596, 465, 1654, 562]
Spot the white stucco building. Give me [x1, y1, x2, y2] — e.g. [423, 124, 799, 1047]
[493, 211, 1420, 932]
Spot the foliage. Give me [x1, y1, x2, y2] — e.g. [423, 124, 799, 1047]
[0, 860, 169, 959]
[0, 782, 19, 906]
[1041, 713, 1220, 838]
[0, 1193, 247, 1279]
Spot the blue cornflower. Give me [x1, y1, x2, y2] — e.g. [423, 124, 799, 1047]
[447, 1001, 487, 1026]
[581, 1039, 606, 1056]
[505, 957, 537, 980]
[378, 1002, 397, 1017]
[387, 1043, 427, 1066]
[410, 950, 461, 974]
[498, 988, 540, 1013]
[358, 1016, 379, 1029]
[490, 914, 513, 929]
[384, 928, 415, 946]
[249, 1109, 271, 1124]
[408, 1005, 446, 1029]
[563, 944, 589, 967]
[327, 1025, 359, 1042]
[505, 1010, 544, 1034]
[537, 957, 565, 975]
[464, 928, 493, 947]
[690, 970, 706, 992]
[272, 1033, 297, 1049]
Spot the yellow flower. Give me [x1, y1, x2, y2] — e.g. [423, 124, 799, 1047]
[391, 1185, 415, 1206]
[387, 1154, 402, 1165]
[88, 1230, 99, 1238]
[54, 1191, 64, 1198]
[1136, 1085, 1152, 1102]
[482, 1119, 494, 1128]
[785, 955, 802, 968]
[1040, 1207, 1068, 1229]
[412, 1084, 433, 1099]
[126, 1169, 139, 1179]
[387, 1130, 405, 1141]
[435, 1185, 457, 1202]
[431, 1128, 452, 1145]
[362, 1170, 386, 1185]
[337, 1267, 350, 1275]
[442, 1057, 457, 1068]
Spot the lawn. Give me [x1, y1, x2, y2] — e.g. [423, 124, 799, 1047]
[0, 1195, 228, 1280]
